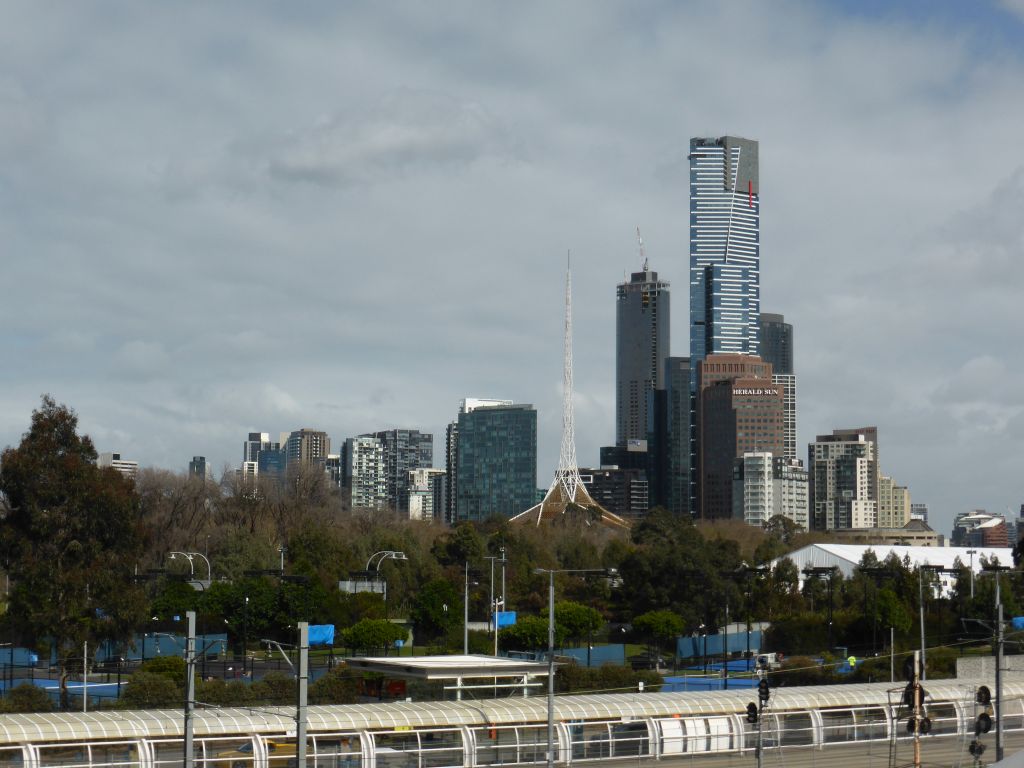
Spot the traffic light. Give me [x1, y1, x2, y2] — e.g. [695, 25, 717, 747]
[975, 712, 992, 736]
[977, 686, 992, 706]
[969, 740, 986, 758]
[758, 678, 770, 703]
[746, 702, 758, 724]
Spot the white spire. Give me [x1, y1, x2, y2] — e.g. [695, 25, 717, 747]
[555, 253, 583, 497]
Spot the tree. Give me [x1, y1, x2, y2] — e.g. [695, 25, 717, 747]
[554, 601, 603, 646]
[410, 578, 460, 643]
[0, 396, 148, 708]
[632, 610, 685, 655]
[342, 619, 407, 654]
[499, 615, 564, 651]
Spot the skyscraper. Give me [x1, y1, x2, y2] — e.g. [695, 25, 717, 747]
[689, 136, 760, 365]
[363, 429, 433, 513]
[285, 428, 331, 469]
[759, 313, 797, 461]
[689, 136, 761, 511]
[616, 261, 669, 446]
[455, 402, 537, 522]
[445, 398, 513, 524]
[343, 436, 386, 510]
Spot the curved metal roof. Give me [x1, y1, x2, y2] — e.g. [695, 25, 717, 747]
[0, 678, 1018, 744]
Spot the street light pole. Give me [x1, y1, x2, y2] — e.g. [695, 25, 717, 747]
[967, 549, 977, 599]
[464, 562, 470, 655]
[547, 570, 555, 768]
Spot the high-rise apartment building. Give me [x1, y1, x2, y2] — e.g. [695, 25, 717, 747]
[689, 136, 761, 512]
[343, 436, 386, 510]
[362, 429, 433, 513]
[616, 264, 670, 445]
[733, 453, 808, 529]
[408, 467, 445, 521]
[689, 136, 760, 365]
[97, 452, 139, 480]
[455, 402, 536, 522]
[285, 428, 331, 469]
[445, 399, 513, 524]
[877, 474, 912, 529]
[808, 428, 879, 530]
[580, 467, 649, 521]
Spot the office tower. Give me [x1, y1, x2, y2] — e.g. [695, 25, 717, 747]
[363, 429, 433, 513]
[343, 436, 386, 510]
[580, 467, 649, 521]
[664, 356, 692, 515]
[758, 312, 797, 461]
[808, 427, 879, 530]
[772, 457, 809, 529]
[408, 468, 445, 521]
[456, 402, 537, 522]
[445, 398, 512, 525]
[97, 452, 139, 480]
[188, 456, 212, 480]
[285, 428, 331, 468]
[430, 473, 447, 523]
[698, 356, 784, 520]
[758, 313, 792, 375]
[689, 136, 761, 510]
[616, 262, 670, 445]
[257, 444, 286, 477]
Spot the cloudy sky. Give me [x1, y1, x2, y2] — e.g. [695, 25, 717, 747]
[3, 1, 1024, 535]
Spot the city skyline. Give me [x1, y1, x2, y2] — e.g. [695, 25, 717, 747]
[4, 2, 1024, 535]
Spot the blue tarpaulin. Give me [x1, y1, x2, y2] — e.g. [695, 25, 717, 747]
[309, 624, 335, 646]
[1012, 617, 1024, 631]
[495, 611, 517, 629]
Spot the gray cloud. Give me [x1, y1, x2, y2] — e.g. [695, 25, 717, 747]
[3, 1, 1024, 534]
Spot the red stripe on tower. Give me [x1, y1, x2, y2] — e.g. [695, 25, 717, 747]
[748, 180, 753, 207]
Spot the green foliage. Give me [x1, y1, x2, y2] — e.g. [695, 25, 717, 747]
[633, 610, 685, 651]
[500, 615, 564, 651]
[0, 683, 53, 713]
[251, 671, 294, 705]
[342, 619, 407, 654]
[309, 667, 359, 704]
[411, 578, 461, 641]
[554, 601, 603, 645]
[138, 655, 187, 682]
[0, 396, 148, 697]
[772, 655, 834, 687]
[196, 678, 256, 707]
[557, 663, 661, 694]
[122, 671, 182, 708]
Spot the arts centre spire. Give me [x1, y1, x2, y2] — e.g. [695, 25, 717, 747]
[512, 256, 630, 530]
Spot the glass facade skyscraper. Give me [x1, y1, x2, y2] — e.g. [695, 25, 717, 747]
[758, 313, 793, 375]
[455, 403, 537, 521]
[615, 266, 670, 446]
[689, 135, 761, 513]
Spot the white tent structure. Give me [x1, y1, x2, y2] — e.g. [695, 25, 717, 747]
[773, 543, 1014, 597]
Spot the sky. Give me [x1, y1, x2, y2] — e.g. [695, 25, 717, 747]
[3, 1, 1024, 537]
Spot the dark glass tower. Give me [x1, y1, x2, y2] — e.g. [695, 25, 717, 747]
[616, 265, 670, 446]
[758, 313, 793, 375]
[455, 403, 537, 521]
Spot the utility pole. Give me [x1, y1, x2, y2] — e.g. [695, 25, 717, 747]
[995, 572, 1005, 762]
[464, 562, 469, 655]
[913, 650, 922, 768]
[546, 570, 555, 768]
[297, 622, 308, 768]
[184, 611, 196, 768]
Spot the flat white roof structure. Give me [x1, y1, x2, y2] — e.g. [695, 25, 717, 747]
[775, 543, 1014, 597]
[343, 654, 551, 699]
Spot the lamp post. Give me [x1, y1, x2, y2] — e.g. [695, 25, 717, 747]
[365, 551, 408, 602]
[966, 549, 977, 599]
[485, 548, 508, 653]
[169, 551, 212, 590]
[802, 567, 836, 651]
[916, 564, 946, 681]
[534, 567, 609, 768]
[983, 563, 1011, 762]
